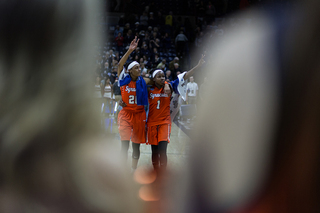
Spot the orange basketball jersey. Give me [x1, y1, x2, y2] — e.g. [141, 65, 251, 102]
[120, 81, 144, 112]
[147, 86, 171, 126]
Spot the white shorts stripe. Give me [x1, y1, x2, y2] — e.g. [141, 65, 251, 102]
[168, 124, 170, 142]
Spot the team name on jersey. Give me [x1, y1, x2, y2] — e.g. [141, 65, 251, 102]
[125, 86, 136, 93]
[150, 93, 169, 99]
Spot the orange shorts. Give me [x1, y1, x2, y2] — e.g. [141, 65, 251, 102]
[118, 109, 146, 143]
[147, 123, 171, 145]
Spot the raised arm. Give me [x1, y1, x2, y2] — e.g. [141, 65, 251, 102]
[183, 54, 205, 80]
[117, 36, 139, 77]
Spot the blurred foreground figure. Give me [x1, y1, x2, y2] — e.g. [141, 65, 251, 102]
[0, 0, 142, 212]
[167, 1, 320, 213]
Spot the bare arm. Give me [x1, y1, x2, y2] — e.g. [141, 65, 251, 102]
[183, 54, 205, 80]
[117, 36, 140, 77]
[143, 77, 171, 94]
[143, 77, 153, 85]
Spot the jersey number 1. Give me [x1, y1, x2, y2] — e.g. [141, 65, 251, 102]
[157, 100, 160, 109]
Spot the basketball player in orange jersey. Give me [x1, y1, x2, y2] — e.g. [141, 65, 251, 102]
[147, 55, 205, 172]
[117, 36, 171, 171]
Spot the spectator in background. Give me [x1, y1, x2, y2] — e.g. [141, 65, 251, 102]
[148, 12, 156, 26]
[103, 61, 112, 78]
[195, 31, 204, 49]
[103, 50, 112, 66]
[152, 53, 161, 66]
[165, 70, 173, 82]
[169, 56, 179, 72]
[157, 58, 167, 70]
[103, 77, 113, 117]
[172, 62, 182, 80]
[150, 31, 159, 41]
[165, 11, 174, 27]
[153, 27, 161, 38]
[141, 69, 147, 78]
[142, 31, 151, 45]
[113, 24, 123, 38]
[174, 16, 183, 36]
[197, 0, 206, 15]
[133, 22, 141, 35]
[150, 38, 162, 51]
[115, 32, 124, 52]
[175, 31, 188, 57]
[134, 54, 140, 63]
[118, 14, 125, 25]
[162, 32, 172, 53]
[140, 62, 148, 74]
[142, 55, 151, 68]
[95, 76, 104, 99]
[96, 63, 103, 77]
[122, 23, 130, 37]
[112, 58, 118, 68]
[139, 57, 144, 65]
[124, 29, 134, 46]
[110, 67, 118, 85]
[151, 47, 159, 56]
[147, 26, 153, 35]
[96, 54, 103, 66]
[111, 78, 122, 123]
[155, 11, 165, 27]
[131, 46, 141, 61]
[140, 11, 148, 30]
[140, 40, 147, 48]
[150, 47, 159, 64]
[186, 76, 198, 104]
[134, 31, 139, 38]
[205, 1, 216, 23]
[114, 51, 120, 62]
[141, 44, 151, 59]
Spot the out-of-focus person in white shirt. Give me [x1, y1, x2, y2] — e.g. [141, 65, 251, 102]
[186, 76, 199, 105]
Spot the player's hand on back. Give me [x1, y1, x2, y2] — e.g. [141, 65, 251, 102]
[164, 83, 172, 95]
[119, 99, 127, 107]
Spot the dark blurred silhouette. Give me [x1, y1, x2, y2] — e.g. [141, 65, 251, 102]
[164, 1, 320, 213]
[0, 0, 142, 212]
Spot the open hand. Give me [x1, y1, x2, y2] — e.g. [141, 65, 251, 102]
[129, 36, 139, 51]
[197, 54, 205, 67]
[164, 83, 172, 95]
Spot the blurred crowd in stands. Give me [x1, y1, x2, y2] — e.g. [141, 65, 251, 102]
[94, 0, 291, 120]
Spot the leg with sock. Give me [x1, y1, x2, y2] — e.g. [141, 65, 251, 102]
[151, 145, 160, 171]
[121, 140, 129, 161]
[131, 142, 140, 171]
[158, 141, 168, 170]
